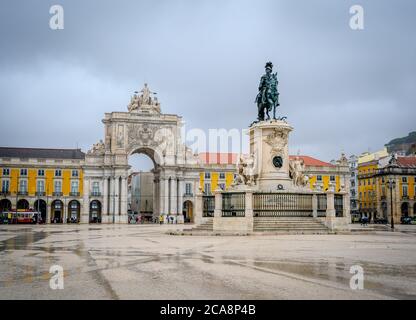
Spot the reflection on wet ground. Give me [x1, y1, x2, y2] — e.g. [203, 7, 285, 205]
[0, 225, 416, 299]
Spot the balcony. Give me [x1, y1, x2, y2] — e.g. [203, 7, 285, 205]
[183, 193, 193, 197]
[35, 192, 46, 197]
[402, 195, 409, 201]
[1, 191, 10, 196]
[18, 191, 28, 196]
[90, 191, 102, 197]
[53, 192, 63, 197]
[70, 192, 80, 197]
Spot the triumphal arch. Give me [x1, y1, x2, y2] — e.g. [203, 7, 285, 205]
[83, 84, 200, 224]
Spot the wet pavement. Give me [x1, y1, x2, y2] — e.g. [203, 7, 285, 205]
[0, 224, 416, 299]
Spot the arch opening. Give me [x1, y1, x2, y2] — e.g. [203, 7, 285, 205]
[34, 199, 47, 223]
[128, 151, 156, 224]
[51, 200, 64, 224]
[0, 199, 12, 212]
[90, 200, 102, 223]
[68, 200, 81, 224]
[183, 200, 194, 223]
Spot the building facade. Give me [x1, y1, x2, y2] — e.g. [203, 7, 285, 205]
[348, 155, 359, 215]
[0, 148, 85, 223]
[0, 84, 351, 224]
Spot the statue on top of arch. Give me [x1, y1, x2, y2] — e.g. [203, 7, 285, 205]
[128, 83, 161, 113]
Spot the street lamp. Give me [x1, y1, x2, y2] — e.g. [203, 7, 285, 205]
[387, 178, 396, 230]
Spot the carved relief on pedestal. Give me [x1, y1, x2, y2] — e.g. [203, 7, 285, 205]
[264, 128, 288, 155]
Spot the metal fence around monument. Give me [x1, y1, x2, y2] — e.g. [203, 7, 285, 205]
[222, 193, 245, 217]
[253, 193, 313, 217]
[317, 194, 327, 217]
[335, 194, 344, 217]
[202, 196, 215, 217]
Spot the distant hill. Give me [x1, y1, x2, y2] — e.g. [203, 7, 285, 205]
[385, 132, 416, 155]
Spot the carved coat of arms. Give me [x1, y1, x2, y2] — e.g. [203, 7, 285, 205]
[264, 129, 288, 155]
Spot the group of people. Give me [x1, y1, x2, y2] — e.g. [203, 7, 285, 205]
[158, 215, 176, 225]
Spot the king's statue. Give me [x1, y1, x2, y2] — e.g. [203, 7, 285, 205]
[255, 61, 280, 121]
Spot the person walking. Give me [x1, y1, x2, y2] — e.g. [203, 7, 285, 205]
[159, 215, 163, 225]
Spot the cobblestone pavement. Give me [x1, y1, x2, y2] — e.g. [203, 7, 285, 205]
[0, 224, 415, 300]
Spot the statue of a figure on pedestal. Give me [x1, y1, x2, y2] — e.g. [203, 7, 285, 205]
[255, 62, 280, 121]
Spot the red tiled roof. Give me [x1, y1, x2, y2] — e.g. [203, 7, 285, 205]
[397, 156, 416, 168]
[198, 153, 238, 165]
[289, 155, 334, 167]
[198, 153, 333, 167]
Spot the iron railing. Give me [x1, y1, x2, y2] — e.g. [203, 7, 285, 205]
[222, 193, 245, 217]
[335, 194, 344, 217]
[253, 193, 313, 217]
[317, 194, 327, 217]
[202, 196, 215, 217]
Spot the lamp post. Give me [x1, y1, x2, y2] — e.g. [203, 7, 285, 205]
[387, 178, 396, 230]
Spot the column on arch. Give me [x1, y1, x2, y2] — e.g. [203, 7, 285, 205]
[170, 177, 177, 215]
[114, 176, 120, 217]
[102, 177, 109, 217]
[120, 176, 128, 218]
[153, 176, 159, 218]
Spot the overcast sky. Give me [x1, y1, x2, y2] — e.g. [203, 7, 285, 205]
[1, 0, 415, 168]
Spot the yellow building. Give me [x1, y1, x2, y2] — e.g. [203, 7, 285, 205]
[0, 147, 84, 223]
[373, 156, 416, 223]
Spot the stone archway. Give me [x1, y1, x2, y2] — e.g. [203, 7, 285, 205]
[34, 199, 47, 223]
[51, 200, 63, 223]
[68, 200, 81, 223]
[89, 200, 102, 223]
[17, 199, 29, 210]
[401, 202, 409, 217]
[183, 200, 194, 223]
[0, 199, 12, 212]
[84, 84, 200, 224]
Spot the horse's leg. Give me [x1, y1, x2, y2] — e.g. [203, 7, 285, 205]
[265, 107, 270, 120]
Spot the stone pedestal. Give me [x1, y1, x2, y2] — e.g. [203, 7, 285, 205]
[249, 120, 293, 192]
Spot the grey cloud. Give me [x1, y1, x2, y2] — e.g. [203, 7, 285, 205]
[0, 0, 415, 162]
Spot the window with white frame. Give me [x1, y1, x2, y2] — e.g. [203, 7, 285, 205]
[37, 180, 45, 192]
[20, 168, 27, 176]
[330, 175, 336, 182]
[204, 172, 211, 179]
[402, 177, 408, 183]
[55, 169, 62, 177]
[19, 180, 27, 193]
[92, 181, 100, 193]
[71, 181, 79, 193]
[2, 168, 10, 176]
[2, 180, 10, 193]
[72, 170, 79, 177]
[54, 180, 62, 193]
[403, 185, 408, 197]
[219, 172, 225, 179]
[204, 183, 211, 195]
[38, 169, 45, 176]
[185, 183, 192, 195]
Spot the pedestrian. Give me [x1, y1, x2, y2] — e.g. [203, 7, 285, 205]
[159, 215, 163, 225]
